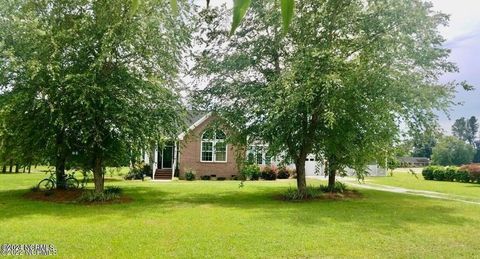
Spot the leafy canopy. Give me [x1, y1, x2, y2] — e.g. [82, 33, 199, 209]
[192, 0, 464, 191]
[0, 0, 191, 191]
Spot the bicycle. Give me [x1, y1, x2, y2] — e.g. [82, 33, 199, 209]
[37, 171, 80, 191]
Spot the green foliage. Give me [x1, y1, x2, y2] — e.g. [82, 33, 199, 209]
[282, 186, 323, 201]
[29, 186, 40, 192]
[421, 166, 435, 180]
[240, 164, 260, 180]
[77, 188, 122, 203]
[193, 0, 461, 193]
[185, 170, 196, 181]
[452, 116, 478, 145]
[230, 0, 294, 35]
[320, 181, 348, 194]
[0, 0, 191, 192]
[432, 167, 446, 181]
[456, 170, 471, 183]
[444, 167, 457, 182]
[125, 163, 150, 180]
[142, 164, 153, 178]
[104, 186, 123, 195]
[217, 177, 226, 181]
[422, 165, 476, 183]
[277, 167, 291, 179]
[474, 149, 480, 163]
[260, 166, 277, 180]
[431, 136, 475, 166]
[460, 164, 480, 183]
[231, 0, 252, 35]
[411, 131, 439, 158]
[280, 0, 294, 31]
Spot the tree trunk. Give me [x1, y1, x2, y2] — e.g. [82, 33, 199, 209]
[2, 164, 6, 173]
[9, 161, 13, 173]
[295, 154, 308, 195]
[327, 158, 336, 191]
[93, 155, 104, 193]
[28, 165, 31, 174]
[55, 130, 67, 189]
[15, 164, 19, 173]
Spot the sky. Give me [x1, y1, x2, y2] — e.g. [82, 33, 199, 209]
[197, 0, 480, 134]
[430, 0, 480, 134]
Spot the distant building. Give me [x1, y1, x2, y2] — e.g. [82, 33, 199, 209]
[398, 157, 430, 167]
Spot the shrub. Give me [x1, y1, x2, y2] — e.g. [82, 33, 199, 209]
[142, 164, 152, 178]
[288, 168, 297, 178]
[320, 181, 348, 193]
[261, 166, 277, 180]
[217, 177, 226, 181]
[77, 190, 120, 203]
[456, 169, 470, 183]
[124, 167, 143, 180]
[241, 164, 260, 180]
[185, 170, 196, 181]
[283, 186, 323, 201]
[124, 163, 151, 180]
[460, 164, 480, 183]
[422, 166, 435, 180]
[422, 164, 480, 183]
[29, 186, 40, 192]
[231, 175, 239, 180]
[200, 175, 211, 180]
[277, 167, 290, 179]
[432, 167, 446, 181]
[444, 167, 458, 182]
[104, 186, 122, 195]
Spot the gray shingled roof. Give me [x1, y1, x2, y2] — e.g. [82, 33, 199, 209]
[185, 110, 208, 127]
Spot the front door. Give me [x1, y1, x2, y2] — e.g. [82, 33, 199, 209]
[161, 146, 174, 169]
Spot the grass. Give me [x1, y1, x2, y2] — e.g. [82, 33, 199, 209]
[1, 172, 480, 258]
[367, 171, 480, 199]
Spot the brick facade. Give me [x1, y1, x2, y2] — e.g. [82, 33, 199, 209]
[178, 115, 240, 179]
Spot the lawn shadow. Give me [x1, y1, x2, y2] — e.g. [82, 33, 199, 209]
[0, 182, 477, 231]
[463, 185, 480, 188]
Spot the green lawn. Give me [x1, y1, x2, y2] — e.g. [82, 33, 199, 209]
[367, 171, 480, 200]
[1, 173, 480, 258]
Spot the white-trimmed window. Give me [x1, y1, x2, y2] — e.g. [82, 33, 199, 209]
[201, 129, 227, 162]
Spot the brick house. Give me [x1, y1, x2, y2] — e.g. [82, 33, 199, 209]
[151, 112, 242, 180]
[148, 112, 386, 180]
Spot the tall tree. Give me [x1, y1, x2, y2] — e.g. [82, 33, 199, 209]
[466, 116, 479, 145]
[193, 0, 464, 194]
[451, 116, 478, 145]
[0, 0, 191, 192]
[411, 129, 442, 158]
[431, 136, 475, 166]
[452, 117, 468, 142]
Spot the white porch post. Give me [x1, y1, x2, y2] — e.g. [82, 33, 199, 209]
[171, 142, 177, 179]
[152, 147, 158, 180]
[143, 150, 149, 164]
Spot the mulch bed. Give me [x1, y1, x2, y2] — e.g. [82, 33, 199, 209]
[275, 190, 363, 202]
[320, 190, 363, 200]
[24, 189, 132, 205]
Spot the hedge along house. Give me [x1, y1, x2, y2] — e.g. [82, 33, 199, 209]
[149, 112, 241, 180]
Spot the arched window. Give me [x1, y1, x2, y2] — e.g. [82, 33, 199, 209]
[201, 129, 227, 162]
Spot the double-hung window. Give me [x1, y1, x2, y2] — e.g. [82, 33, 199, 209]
[247, 144, 272, 165]
[201, 129, 227, 162]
